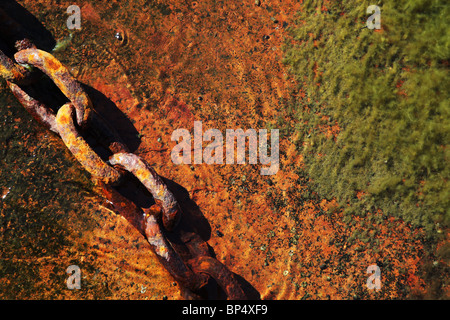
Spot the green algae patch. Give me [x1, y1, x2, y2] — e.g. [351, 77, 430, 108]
[283, 0, 449, 233]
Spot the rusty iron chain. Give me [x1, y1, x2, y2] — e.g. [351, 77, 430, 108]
[0, 11, 245, 300]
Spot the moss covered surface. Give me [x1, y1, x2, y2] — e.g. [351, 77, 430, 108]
[283, 0, 449, 233]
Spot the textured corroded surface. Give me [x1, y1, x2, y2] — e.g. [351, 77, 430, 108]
[0, 0, 447, 300]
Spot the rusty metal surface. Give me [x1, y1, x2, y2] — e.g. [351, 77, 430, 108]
[0, 0, 445, 300]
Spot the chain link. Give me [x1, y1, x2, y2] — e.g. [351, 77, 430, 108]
[0, 13, 245, 300]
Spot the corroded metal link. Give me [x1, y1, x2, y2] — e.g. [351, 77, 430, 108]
[143, 210, 208, 291]
[7, 81, 59, 133]
[189, 256, 247, 300]
[14, 48, 92, 127]
[106, 153, 212, 292]
[7, 79, 128, 153]
[55, 103, 122, 185]
[181, 230, 247, 300]
[0, 48, 32, 85]
[109, 153, 182, 231]
[96, 181, 146, 233]
[7, 47, 127, 158]
[97, 180, 209, 293]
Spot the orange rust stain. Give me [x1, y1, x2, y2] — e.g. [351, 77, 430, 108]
[44, 55, 62, 73]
